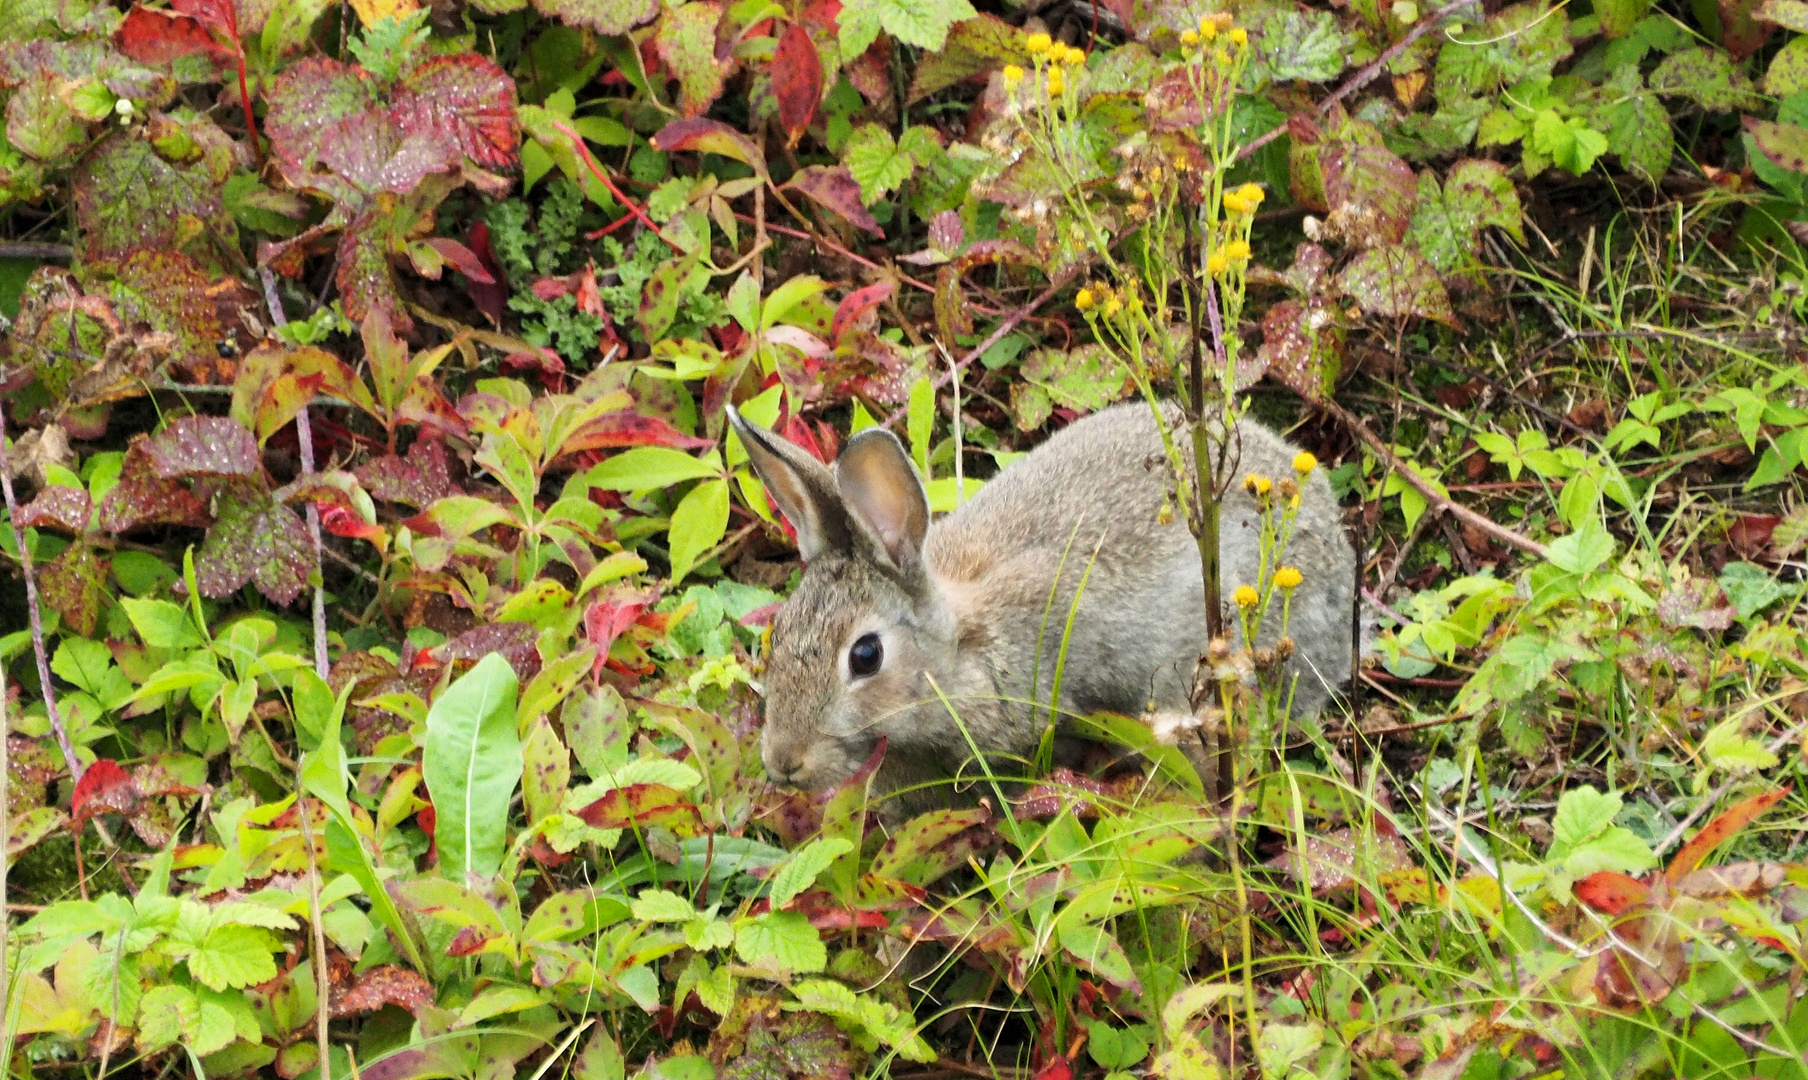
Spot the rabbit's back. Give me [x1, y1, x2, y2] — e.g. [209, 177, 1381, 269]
[924, 402, 1353, 727]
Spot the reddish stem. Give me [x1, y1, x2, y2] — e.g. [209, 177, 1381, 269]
[585, 209, 643, 239]
[236, 50, 265, 169]
[549, 120, 681, 252]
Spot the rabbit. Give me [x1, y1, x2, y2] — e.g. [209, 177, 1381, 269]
[727, 400, 1356, 815]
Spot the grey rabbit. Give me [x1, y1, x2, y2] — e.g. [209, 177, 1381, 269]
[727, 401, 1356, 814]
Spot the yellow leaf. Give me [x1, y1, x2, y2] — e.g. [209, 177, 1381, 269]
[346, 0, 420, 28]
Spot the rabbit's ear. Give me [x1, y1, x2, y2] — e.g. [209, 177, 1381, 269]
[728, 407, 852, 561]
[836, 429, 929, 571]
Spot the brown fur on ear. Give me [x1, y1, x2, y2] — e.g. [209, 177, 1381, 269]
[727, 407, 852, 561]
[836, 429, 929, 571]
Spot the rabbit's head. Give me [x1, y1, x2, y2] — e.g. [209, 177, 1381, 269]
[728, 409, 964, 795]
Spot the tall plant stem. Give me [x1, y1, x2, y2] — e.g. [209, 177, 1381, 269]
[1181, 209, 1230, 799]
[0, 399, 82, 781]
[262, 269, 329, 679]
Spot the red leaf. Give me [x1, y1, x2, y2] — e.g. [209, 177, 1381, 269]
[445, 925, 498, 956]
[1729, 514, 1781, 557]
[650, 118, 767, 174]
[144, 415, 262, 479]
[586, 596, 652, 671]
[463, 221, 508, 324]
[318, 503, 385, 544]
[554, 411, 713, 460]
[333, 965, 435, 1017]
[424, 238, 494, 284]
[1030, 1056, 1072, 1080]
[773, 23, 824, 146]
[573, 783, 701, 834]
[170, 0, 237, 37]
[17, 486, 93, 534]
[391, 53, 520, 169]
[71, 760, 138, 824]
[1574, 871, 1653, 915]
[1666, 787, 1791, 884]
[783, 165, 883, 237]
[115, 6, 229, 66]
[831, 280, 892, 344]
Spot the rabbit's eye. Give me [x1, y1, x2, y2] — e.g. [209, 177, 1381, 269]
[848, 633, 883, 678]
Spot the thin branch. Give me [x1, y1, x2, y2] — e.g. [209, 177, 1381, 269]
[0, 398, 83, 780]
[1317, 395, 1549, 559]
[551, 121, 682, 252]
[263, 269, 331, 679]
[0, 243, 73, 262]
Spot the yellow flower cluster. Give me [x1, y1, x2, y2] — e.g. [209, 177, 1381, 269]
[1075, 281, 1138, 318]
[1222, 182, 1266, 215]
[1292, 451, 1317, 475]
[1243, 473, 1272, 497]
[1274, 566, 1303, 590]
[1233, 585, 1260, 608]
[1206, 238, 1251, 277]
[1003, 64, 1024, 84]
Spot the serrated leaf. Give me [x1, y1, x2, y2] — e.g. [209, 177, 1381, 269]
[734, 911, 826, 973]
[1256, 8, 1351, 83]
[838, 0, 977, 59]
[1552, 786, 1623, 851]
[144, 416, 261, 479]
[532, 0, 658, 34]
[188, 924, 278, 990]
[1337, 248, 1456, 327]
[73, 119, 237, 265]
[391, 53, 519, 168]
[136, 984, 199, 1053]
[1649, 47, 1761, 110]
[767, 838, 855, 909]
[631, 888, 698, 922]
[195, 486, 314, 605]
[41, 543, 107, 638]
[1701, 715, 1781, 771]
[654, 3, 726, 116]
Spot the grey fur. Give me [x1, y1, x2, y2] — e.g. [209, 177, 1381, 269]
[730, 401, 1356, 814]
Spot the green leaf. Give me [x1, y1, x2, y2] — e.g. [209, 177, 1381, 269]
[136, 985, 199, 1053]
[1702, 715, 1781, 771]
[1529, 110, 1608, 175]
[667, 477, 729, 585]
[767, 838, 856, 909]
[843, 124, 936, 204]
[120, 597, 202, 650]
[1084, 1021, 1153, 1070]
[573, 1025, 627, 1080]
[1545, 520, 1615, 574]
[188, 924, 278, 991]
[1718, 561, 1791, 619]
[587, 448, 721, 492]
[457, 985, 547, 1027]
[1056, 920, 1141, 991]
[838, 0, 978, 60]
[1551, 785, 1622, 852]
[51, 638, 133, 710]
[734, 911, 827, 973]
[1649, 47, 1761, 111]
[631, 888, 698, 922]
[906, 376, 934, 477]
[422, 654, 522, 881]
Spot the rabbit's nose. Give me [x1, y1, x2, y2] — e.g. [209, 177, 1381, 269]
[764, 746, 803, 787]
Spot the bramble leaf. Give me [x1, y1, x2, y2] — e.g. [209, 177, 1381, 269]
[145, 416, 261, 479]
[195, 485, 314, 604]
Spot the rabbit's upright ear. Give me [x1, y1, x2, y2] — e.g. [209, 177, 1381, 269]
[836, 429, 929, 572]
[728, 407, 852, 561]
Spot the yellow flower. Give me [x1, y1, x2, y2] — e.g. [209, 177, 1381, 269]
[1048, 41, 1070, 63]
[1216, 47, 1232, 65]
[1243, 473, 1272, 496]
[1224, 239, 1251, 261]
[1206, 252, 1229, 275]
[1181, 28, 1201, 44]
[1065, 48, 1086, 65]
[1075, 287, 1096, 310]
[1230, 26, 1248, 44]
[1234, 585, 1260, 608]
[1199, 17, 1218, 38]
[1002, 64, 1025, 84]
[1103, 297, 1124, 316]
[1046, 66, 1065, 94]
[1222, 191, 1250, 214]
[1027, 32, 1052, 53]
[1292, 450, 1318, 475]
[1275, 566, 1303, 590]
[1237, 182, 1265, 206]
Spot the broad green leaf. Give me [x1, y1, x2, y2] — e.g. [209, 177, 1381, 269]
[631, 888, 698, 923]
[667, 477, 729, 584]
[766, 838, 855, 909]
[1545, 520, 1615, 575]
[120, 597, 203, 650]
[423, 653, 522, 881]
[587, 447, 721, 492]
[456, 985, 547, 1027]
[521, 716, 571, 825]
[136, 984, 200, 1053]
[907, 376, 934, 477]
[1551, 785, 1622, 852]
[1702, 715, 1781, 772]
[188, 924, 278, 990]
[734, 911, 826, 973]
[838, 0, 977, 59]
[572, 1025, 627, 1080]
